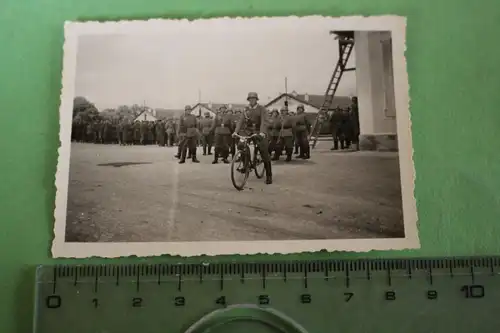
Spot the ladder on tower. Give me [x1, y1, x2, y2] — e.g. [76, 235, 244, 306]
[309, 32, 355, 149]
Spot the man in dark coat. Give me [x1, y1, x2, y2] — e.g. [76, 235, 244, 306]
[340, 107, 353, 149]
[176, 105, 200, 164]
[199, 111, 214, 155]
[233, 92, 272, 185]
[268, 109, 281, 160]
[211, 106, 233, 164]
[278, 107, 296, 162]
[293, 104, 311, 159]
[329, 107, 344, 150]
[350, 96, 360, 150]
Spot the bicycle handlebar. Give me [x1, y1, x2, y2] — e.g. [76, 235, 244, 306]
[232, 133, 261, 140]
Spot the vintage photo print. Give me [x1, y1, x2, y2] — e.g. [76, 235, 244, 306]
[52, 15, 419, 258]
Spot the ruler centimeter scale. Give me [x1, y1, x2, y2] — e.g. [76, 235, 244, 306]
[34, 257, 500, 333]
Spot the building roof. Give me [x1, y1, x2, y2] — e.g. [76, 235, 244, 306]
[192, 102, 248, 112]
[265, 92, 352, 110]
[154, 108, 184, 119]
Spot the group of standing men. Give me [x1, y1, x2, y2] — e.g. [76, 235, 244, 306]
[174, 92, 318, 185]
[327, 96, 360, 151]
[71, 117, 178, 146]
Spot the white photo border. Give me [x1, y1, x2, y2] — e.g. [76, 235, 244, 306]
[52, 15, 419, 258]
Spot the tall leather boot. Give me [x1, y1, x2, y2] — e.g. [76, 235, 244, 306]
[272, 144, 280, 161]
[203, 145, 207, 156]
[302, 145, 310, 159]
[178, 146, 187, 164]
[222, 148, 230, 164]
[285, 148, 292, 162]
[175, 145, 182, 159]
[208, 144, 213, 155]
[212, 148, 219, 164]
[331, 139, 339, 150]
[265, 161, 273, 184]
[192, 148, 200, 163]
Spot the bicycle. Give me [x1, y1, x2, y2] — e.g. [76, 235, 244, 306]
[230, 133, 265, 190]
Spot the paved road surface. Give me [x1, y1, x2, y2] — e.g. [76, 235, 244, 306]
[65, 141, 404, 242]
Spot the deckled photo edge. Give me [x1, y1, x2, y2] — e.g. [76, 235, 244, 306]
[51, 15, 418, 259]
[52, 23, 79, 257]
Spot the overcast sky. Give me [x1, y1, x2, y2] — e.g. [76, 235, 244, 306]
[74, 18, 357, 110]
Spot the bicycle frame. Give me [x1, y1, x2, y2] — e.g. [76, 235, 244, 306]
[233, 134, 260, 167]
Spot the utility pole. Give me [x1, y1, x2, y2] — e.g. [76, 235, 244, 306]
[284, 77, 288, 107]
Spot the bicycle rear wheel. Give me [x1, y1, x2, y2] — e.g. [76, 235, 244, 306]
[253, 147, 265, 179]
[231, 149, 250, 191]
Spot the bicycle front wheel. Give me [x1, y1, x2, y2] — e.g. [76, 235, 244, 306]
[253, 147, 265, 179]
[231, 149, 250, 191]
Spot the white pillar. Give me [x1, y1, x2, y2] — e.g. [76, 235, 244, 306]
[353, 31, 398, 151]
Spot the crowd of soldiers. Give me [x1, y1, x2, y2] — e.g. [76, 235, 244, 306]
[71, 117, 180, 146]
[172, 102, 313, 165]
[70, 96, 360, 160]
[327, 96, 360, 151]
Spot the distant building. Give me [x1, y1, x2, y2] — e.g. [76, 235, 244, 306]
[133, 110, 158, 122]
[265, 91, 352, 113]
[265, 92, 353, 135]
[153, 108, 184, 120]
[190, 102, 247, 118]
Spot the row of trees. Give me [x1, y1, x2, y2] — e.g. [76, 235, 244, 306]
[73, 96, 152, 122]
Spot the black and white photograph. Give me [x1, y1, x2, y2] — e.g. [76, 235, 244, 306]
[52, 16, 418, 257]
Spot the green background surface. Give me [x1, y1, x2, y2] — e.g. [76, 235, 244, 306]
[1, 0, 500, 332]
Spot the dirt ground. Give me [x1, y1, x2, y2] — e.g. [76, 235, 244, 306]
[64, 141, 405, 242]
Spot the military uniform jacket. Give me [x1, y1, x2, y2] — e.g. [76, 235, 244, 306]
[329, 111, 343, 131]
[294, 113, 310, 133]
[165, 121, 175, 134]
[235, 104, 268, 135]
[178, 114, 198, 137]
[211, 114, 233, 135]
[268, 117, 281, 137]
[199, 117, 213, 135]
[349, 105, 360, 135]
[280, 115, 295, 137]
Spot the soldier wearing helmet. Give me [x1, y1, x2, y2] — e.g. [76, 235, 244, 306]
[268, 109, 281, 160]
[293, 104, 311, 159]
[329, 107, 344, 150]
[350, 96, 360, 151]
[199, 111, 214, 156]
[165, 117, 176, 147]
[210, 105, 233, 164]
[278, 106, 295, 162]
[175, 105, 200, 164]
[233, 92, 273, 185]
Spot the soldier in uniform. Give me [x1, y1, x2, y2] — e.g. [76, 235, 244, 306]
[224, 109, 235, 159]
[211, 106, 233, 164]
[133, 120, 140, 145]
[122, 119, 131, 145]
[340, 107, 353, 149]
[176, 105, 200, 164]
[233, 92, 273, 185]
[294, 104, 311, 159]
[350, 97, 360, 151]
[140, 121, 149, 145]
[329, 107, 344, 150]
[165, 117, 175, 147]
[156, 120, 166, 146]
[199, 112, 214, 155]
[268, 109, 281, 160]
[278, 107, 296, 162]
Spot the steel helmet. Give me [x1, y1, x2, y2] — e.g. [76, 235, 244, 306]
[247, 92, 259, 101]
[184, 105, 191, 110]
